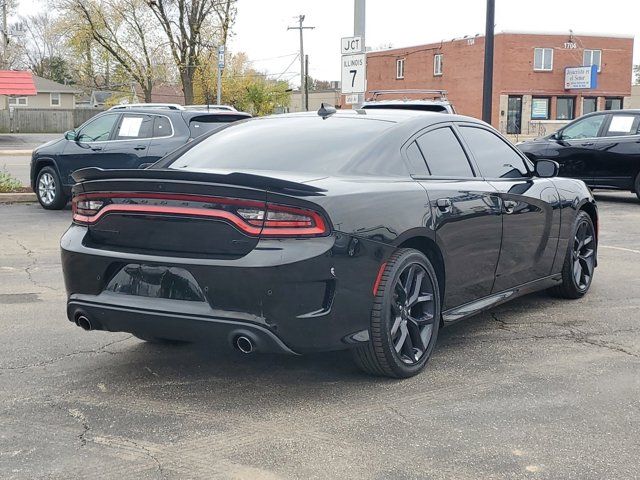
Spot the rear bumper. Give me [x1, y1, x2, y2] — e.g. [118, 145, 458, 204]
[68, 294, 297, 354]
[61, 225, 393, 353]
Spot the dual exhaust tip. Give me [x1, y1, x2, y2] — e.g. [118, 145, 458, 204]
[75, 315, 93, 331]
[74, 313, 256, 354]
[234, 335, 254, 354]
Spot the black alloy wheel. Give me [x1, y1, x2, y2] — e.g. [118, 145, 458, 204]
[549, 210, 596, 299]
[353, 249, 441, 378]
[572, 219, 596, 291]
[391, 263, 437, 365]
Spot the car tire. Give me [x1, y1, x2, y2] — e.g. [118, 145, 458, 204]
[548, 210, 596, 299]
[353, 248, 441, 378]
[133, 333, 190, 345]
[35, 166, 67, 210]
[634, 172, 640, 202]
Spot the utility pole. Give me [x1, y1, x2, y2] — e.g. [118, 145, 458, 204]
[354, 0, 366, 106]
[482, 0, 495, 124]
[288, 15, 314, 111]
[304, 55, 309, 111]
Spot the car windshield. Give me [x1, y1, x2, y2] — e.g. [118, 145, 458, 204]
[169, 115, 395, 174]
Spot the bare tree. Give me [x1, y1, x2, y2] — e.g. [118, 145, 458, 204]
[146, 0, 237, 104]
[60, 0, 168, 102]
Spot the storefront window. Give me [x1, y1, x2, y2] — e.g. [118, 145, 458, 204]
[557, 97, 575, 120]
[531, 97, 550, 120]
[605, 97, 623, 110]
[582, 98, 597, 115]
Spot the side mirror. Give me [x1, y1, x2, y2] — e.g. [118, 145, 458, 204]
[535, 159, 559, 178]
[553, 131, 563, 141]
[64, 130, 77, 141]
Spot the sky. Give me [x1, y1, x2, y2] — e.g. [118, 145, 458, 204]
[15, 0, 640, 88]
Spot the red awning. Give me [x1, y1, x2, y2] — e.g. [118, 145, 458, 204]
[0, 70, 37, 96]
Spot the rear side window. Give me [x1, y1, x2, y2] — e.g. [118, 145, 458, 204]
[153, 116, 173, 138]
[459, 126, 528, 179]
[188, 114, 247, 138]
[604, 114, 640, 137]
[416, 127, 474, 177]
[114, 114, 153, 140]
[170, 116, 395, 174]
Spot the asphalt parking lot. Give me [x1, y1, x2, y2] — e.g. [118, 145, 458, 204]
[0, 194, 639, 480]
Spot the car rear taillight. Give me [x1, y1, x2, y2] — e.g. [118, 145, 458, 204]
[72, 193, 328, 238]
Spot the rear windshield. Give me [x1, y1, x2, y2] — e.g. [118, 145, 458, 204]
[170, 116, 395, 174]
[188, 114, 248, 138]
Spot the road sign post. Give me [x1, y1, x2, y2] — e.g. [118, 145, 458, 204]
[217, 45, 225, 105]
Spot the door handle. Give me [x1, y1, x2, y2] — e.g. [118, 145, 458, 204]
[580, 142, 595, 146]
[91, 146, 103, 151]
[503, 200, 518, 214]
[436, 198, 452, 212]
[134, 145, 147, 150]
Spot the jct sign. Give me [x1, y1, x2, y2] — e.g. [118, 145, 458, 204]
[565, 65, 598, 90]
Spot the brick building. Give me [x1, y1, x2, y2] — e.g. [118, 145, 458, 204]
[365, 31, 634, 137]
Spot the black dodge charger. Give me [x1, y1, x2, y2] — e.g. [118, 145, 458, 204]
[61, 109, 598, 378]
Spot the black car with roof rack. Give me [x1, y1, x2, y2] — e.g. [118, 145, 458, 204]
[30, 106, 251, 209]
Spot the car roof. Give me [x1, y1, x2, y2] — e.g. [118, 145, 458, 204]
[267, 109, 481, 126]
[101, 108, 251, 118]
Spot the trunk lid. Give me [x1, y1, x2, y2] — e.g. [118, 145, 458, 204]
[72, 168, 327, 258]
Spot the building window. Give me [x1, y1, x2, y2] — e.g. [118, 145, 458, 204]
[556, 97, 575, 120]
[531, 97, 550, 120]
[533, 48, 553, 71]
[605, 97, 623, 110]
[433, 54, 443, 76]
[396, 58, 405, 79]
[582, 97, 597, 115]
[8, 97, 28, 106]
[50, 93, 61, 106]
[583, 49, 602, 72]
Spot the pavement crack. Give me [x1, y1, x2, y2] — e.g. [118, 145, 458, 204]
[491, 313, 517, 332]
[67, 408, 90, 447]
[5, 233, 60, 292]
[488, 320, 638, 358]
[127, 439, 166, 479]
[0, 335, 133, 371]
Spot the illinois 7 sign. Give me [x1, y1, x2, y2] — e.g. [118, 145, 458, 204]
[341, 53, 366, 94]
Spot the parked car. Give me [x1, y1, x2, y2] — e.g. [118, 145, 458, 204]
[518, 110, 640, 200]
[361, 89, 456, 113]
[31, 107, 251, 209]
[61, 109, 597, 378]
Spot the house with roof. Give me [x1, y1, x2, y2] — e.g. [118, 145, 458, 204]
[0, 74, 80, 109]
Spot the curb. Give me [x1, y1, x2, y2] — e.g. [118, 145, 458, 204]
[0, 192, 37, 203]
[0, 149, 33, 156]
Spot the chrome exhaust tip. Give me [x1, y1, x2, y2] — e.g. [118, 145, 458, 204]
[75, 315, 93, 331]
[235, 335, 254, 354]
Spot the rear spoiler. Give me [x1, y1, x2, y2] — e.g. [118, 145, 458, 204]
[71, 168, 326, 196]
